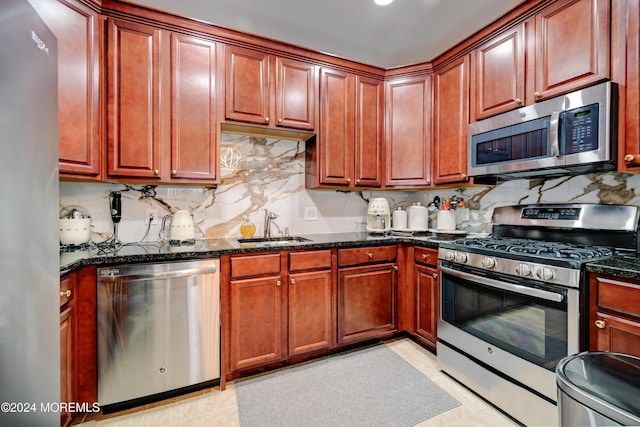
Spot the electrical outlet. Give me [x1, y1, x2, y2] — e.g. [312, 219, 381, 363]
[304, 207, 318, 221]
[145, 209, 159, 225]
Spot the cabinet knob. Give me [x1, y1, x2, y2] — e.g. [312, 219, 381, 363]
[461, 174, 467, 180]
[421, 254, 428, 260]
[60, 290, 71, 298]
[153, 169, 159, 176]
[514, 98, 522, 105]
[171, 169, 177, 176]
[278, 118, 283, 123]
[276, 280, 281, 287]
[264, 117, 269, 123]
[594, 319, 606, 329]
[624, 154, 635, 162]
[367, 253, 373, 259]
[393, 265, 398, 271]
[534, 91, 542, 99]
[290, 278, 296, 285]
[432, 273, 438, 279]
[347, 178, 351, 183]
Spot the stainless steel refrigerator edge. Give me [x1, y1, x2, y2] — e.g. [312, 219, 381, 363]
[0, 1, 59, 426]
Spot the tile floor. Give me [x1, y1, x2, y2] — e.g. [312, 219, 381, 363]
[73, 338, 521, 427]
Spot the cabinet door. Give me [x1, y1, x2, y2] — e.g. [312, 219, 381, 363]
[229, 276, 283, 370]
[534, 0, 609, 101]
[170, 34, 218, 181]
[385, 76, 432, 187]
[471, 23, 525, 120]
[107, 19, 163, 179]
[592, 312, 640, 357]
[31, 0, 101, 179]
[338, 263, 397, 344]
[621, 0, 640, 170]
[60, 305, 75, 427]
[415, 264, 438, 349]
[433, 56, 470, 185]
[225, 46, 270, 125]
[288, 270, 334, 355]
[355, 76, 383, 188]
[318, 68, 355, 186]
[276, 57, 317, 130]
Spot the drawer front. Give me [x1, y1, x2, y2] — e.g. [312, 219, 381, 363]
[289, 249, 332, 272]
[231, 253, 281, 278]
[414, 247, 437, 266]
[60, 273, 76, 308]
[338, 246, 397, 267]
[595, 277, 640, 319]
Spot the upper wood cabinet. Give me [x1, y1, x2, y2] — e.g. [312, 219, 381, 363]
[225, 46, 317, 131]
[618, 0, 640, 171]
[306, 69, 383, 189]
[31, 0, 101, 179]
[385, 76, 432, 188]
[433, 56, 470, 185]
[471, 0, 609, 121]
[107, 19, 219, 183]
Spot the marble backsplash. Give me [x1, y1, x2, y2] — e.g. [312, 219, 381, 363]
[59, 134, 640, 245]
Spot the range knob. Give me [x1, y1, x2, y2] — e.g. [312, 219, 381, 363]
[482, 257, 496, 269]
[515, 263, 532, 277]
[454, 252, 468, 263]
[536, 267, 555, 281]
[445, 251, 456, 261]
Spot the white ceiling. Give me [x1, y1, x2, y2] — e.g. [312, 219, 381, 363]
[127, 0, 525, 68]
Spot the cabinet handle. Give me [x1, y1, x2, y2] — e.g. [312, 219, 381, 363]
[276, 280, 281, 287]
[290, 278, 296, 285]
[594, 319, 606, 329]
[264, 117, 269, 123]
[624, 154, 635, 162]
[60, 290, 71, 298]
[534, 91, 542, 99]
[514, 98, 522, 105]
[393, 265, 398, 270]
[461, 174, 467, 180]
[432, 273, 438, 279]
[347, 178, 351, 183]
[278, 118, 283, 123]
[367, 253, 373, 259]
[171, 169, 177, 176]
[421, 254, 428, 260]
[153, 169, 159, 176]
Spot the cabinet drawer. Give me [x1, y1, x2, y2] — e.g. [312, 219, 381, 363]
[414, 247, 437, 266]
[338, 246, 396, 267]
[60, 273, 76, 308]
[594, 276, 640, 319]
[231, 253, 281, 278]
[289, 250, 332, 272]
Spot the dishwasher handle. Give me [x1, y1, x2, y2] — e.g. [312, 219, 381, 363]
[99, 264, 217, 282]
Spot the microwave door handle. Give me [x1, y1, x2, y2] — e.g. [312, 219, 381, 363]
[549, 111, 561, 157]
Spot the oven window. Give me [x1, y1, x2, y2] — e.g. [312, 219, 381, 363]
[442, 272, 567, 371]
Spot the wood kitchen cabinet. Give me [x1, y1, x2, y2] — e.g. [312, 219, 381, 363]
[433, 56, 470, 185]
[30, 0, 101, 179]
[618, 0, 640, 171]
[385, 76, 432, 188]
[306, 69, 383, 189]
[337, 246, 398, 344]
[413, 247, 439, 350]
[225, 45, 317, 130]
[107, 19, 219, 183]
[60, 273, 77, 427]
[589, 274, 640, 358]
[471, 0, 609, 121]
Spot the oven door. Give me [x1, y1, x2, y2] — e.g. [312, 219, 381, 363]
[438, 263, 580, 401]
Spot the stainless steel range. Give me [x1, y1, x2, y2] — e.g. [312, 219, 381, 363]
[437, 204, 640, 427]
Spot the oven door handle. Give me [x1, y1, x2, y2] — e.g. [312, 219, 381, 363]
[440, 266, 565, 303]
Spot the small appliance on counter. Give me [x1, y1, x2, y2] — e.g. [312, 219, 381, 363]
[160, 210, 196, 244]
[59, 206, 92, 247]
[367, 197, 390, 234]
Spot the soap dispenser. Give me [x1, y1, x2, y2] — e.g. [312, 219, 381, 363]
[240, 216, 256, 238]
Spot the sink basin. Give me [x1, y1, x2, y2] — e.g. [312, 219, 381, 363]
[238, 236, 312, 246]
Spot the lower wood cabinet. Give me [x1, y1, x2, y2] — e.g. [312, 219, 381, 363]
[60, 273, 77, 427]
[589, 273, 640, 357]
[413, 247, 439, 350]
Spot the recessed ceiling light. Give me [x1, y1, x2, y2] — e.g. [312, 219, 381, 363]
[374, 0, 394, 5]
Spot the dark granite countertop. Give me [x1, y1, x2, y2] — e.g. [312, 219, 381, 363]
[60, 232, 441, 275]
[586, 252, 640, 280]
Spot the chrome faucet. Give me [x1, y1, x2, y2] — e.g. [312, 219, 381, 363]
[263, 209, 278, 238]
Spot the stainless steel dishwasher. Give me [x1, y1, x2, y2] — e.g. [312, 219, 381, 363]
[97, 259, 220, 408]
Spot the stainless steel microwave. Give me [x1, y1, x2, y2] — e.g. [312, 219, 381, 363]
[468, 81, 617, 180]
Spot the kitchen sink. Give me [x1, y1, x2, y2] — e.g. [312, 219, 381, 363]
[237, 236, 312, 246]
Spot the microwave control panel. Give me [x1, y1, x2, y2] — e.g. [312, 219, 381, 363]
[561, 103, 599, 154]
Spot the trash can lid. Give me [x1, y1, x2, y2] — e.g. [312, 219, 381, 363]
[556, 352, 640, 424]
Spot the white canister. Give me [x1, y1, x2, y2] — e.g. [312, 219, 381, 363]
[392, 207, 407, 230]
[437, 210, 456, 231]
[407, 202, 428, 231]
